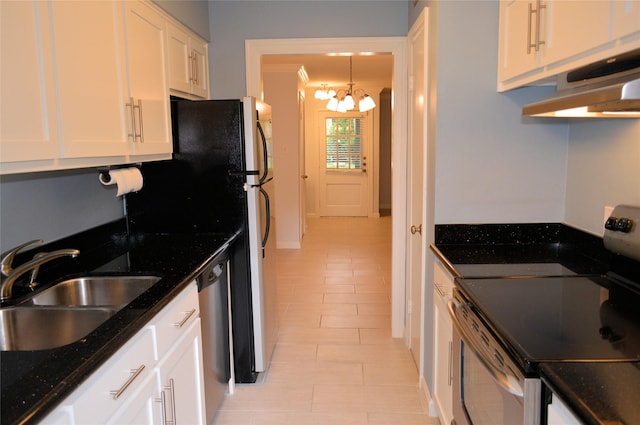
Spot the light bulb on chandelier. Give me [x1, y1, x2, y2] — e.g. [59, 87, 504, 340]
[325, 56, 376, 113]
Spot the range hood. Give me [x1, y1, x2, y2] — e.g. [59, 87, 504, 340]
[523, 49, 640, 118]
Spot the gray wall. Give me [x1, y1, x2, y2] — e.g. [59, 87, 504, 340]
[565, 119, 640, 235]
[208, 0, 409, 99]
[0, 169, 124, 252]
[153, 0, 210, 40]
[431, 1, 569, 225]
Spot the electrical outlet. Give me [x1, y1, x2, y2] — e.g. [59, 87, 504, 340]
[604, 205, 614, 226]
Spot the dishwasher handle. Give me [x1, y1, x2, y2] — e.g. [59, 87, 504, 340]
[197, 248, 229, 292]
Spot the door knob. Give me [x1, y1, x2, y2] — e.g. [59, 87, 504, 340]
[410, 224, 422, 235]
[302, 175, 308, 179]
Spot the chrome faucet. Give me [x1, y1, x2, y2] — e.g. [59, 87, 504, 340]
[1, 239, 43, 276]
[1, 248, 80, 301]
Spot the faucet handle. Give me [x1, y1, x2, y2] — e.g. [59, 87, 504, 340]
[1, 239, 44, 276]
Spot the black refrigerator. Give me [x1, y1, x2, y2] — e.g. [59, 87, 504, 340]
[125, 97, 278, 386]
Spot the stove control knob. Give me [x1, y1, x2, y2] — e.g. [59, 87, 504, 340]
[616, 217, 633, 233]
[605, 217, 618, 231]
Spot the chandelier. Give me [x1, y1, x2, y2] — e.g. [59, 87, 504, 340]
[316, 56, 376, 113]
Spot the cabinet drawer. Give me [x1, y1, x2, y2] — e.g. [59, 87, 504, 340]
[153, 282, 199, 359]
[72, 327, 154, 424]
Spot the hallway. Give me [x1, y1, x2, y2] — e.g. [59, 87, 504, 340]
[214, 216, 437, 425]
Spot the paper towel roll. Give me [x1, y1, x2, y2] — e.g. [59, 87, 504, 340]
[99, 167, 143, 196]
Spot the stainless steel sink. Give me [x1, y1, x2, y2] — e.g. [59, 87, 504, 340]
[0, 306, 116, 350]
[0, 275, 161, 351]
[30, 275, 161, 308]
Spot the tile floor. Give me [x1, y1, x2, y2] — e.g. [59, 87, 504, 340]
[214, 216, 440, 425]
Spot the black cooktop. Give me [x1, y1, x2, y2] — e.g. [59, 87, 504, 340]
[457, 275, 640, 366]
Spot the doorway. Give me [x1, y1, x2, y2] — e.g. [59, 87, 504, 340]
[245, 37, 408, 338]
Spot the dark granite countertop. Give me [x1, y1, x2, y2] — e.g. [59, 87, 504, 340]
[539, 362, 640, 425]
[431, 222, 638, 425]
[0, 220, 239, 425]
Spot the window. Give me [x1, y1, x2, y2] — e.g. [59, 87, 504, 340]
[325, 117, 362, 169]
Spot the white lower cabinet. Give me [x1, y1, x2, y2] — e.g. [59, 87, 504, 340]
[432, 259, 454, 425]
[156, 318, 206, 425]
[40, 283, 205, 425]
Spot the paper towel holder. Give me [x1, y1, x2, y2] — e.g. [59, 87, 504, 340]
[98, 165, 141, 183]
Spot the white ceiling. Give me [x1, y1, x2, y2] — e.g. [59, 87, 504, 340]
[261, 53, 393, 89]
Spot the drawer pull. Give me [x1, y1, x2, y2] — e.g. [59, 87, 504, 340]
[110, 364, 145, 399]
[174, 308, 196, 328]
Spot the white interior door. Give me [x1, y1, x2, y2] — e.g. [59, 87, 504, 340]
[318, 111, 371, 217]
[407, 13, 428, 370]
[299, 92, 308, 235]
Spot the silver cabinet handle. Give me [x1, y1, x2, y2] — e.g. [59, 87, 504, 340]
[173, 308, 196, 328]
[136, 99, 144, 143]
[127, 97, 137, 143]
[126, 98, 143, 143]
[110, 364, 145, 399]
[527, 1, 546, 54]
[193, 52, 198, 86]
[154, 378, 177, 425]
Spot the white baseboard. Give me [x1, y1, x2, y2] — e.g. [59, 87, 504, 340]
[276, 241, 301, 249]
[420, 375, 438, 417]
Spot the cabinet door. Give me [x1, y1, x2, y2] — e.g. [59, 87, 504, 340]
[124, 1, 172, 156]
[190, 38, 209, 99]
[167, 22, 209, 99]
[52, 1, 130, 159]
[0, 1, 59, 163]
[612, 0, 640, 40]
[542, 0, 611, 66]
[433, 290, 453, 425]
[167, 23, 193, 95]
[498, 0, 543, 82]
[157, 318, 207, 425]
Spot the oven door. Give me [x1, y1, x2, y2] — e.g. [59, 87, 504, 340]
[449, 293, 542, 425]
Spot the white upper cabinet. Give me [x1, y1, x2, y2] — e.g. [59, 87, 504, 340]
[167, 22, 209, 99]
[0, 1, 59, 163]
[541, 0, 610, 66]
[53, 1, 131, 159]
[498, 0, 545, 82]
[0, 0, 208, 174]
[498, 0, 640, 91]
[124, 1, 172, 155]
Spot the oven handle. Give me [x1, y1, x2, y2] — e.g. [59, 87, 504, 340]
[447, 300, 524, 397]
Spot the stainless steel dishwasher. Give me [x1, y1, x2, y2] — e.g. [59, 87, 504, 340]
[197, 246, 231, 425]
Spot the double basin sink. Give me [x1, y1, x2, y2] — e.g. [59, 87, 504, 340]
[0, 275, 161, 351]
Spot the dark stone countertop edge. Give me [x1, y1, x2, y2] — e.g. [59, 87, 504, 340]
[1, 219, 240, 425]
[538, 362, 640, 425]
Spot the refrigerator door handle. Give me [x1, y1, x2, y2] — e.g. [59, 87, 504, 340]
[229, 170, 259, 177]
[259, 185, 271, 256]
[257, 121, 269, 184]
